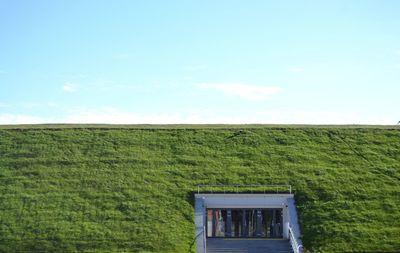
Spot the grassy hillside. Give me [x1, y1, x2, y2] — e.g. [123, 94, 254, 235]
[0, 126, 399, 252]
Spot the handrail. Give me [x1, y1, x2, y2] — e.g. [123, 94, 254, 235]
[193, 226, 206, 253]
[203, 226, 206, 253]
[194, 230, 203, 239]
[189, 229, 203, 253]
[288, 225, 303, 253]
[197, 184, 292, 194]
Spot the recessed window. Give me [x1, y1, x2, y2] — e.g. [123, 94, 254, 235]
[206, 208, 283, 238]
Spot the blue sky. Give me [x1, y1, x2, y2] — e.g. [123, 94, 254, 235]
[0, 0, 399, 124]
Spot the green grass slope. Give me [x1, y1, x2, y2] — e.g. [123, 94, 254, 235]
[0, 126, 399, 252]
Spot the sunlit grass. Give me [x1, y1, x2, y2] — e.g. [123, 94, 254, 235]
[0, 126, 399, 252]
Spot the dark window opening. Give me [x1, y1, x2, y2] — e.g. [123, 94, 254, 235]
[206, 208, 283, 238]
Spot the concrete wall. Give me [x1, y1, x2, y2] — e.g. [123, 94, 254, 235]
[197, 193, 292, 208]
[195, 196, 205, 253]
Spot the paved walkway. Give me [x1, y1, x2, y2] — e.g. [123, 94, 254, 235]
[206, 238, 293, 253]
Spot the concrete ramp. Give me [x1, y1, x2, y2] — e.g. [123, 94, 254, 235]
[207, 239, 293, 253]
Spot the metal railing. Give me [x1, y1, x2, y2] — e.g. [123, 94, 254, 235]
[193, 226, 206, 253]
[197, 184, 292, 194]
[203, 226, 207, 253]
[288, 225, 303, 253]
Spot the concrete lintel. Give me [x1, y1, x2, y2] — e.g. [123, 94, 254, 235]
[196, 193, 294, 198]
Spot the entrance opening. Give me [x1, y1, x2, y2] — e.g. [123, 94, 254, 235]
[206, 208, 283, 238]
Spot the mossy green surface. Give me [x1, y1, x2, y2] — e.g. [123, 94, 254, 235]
[0, 126, 399, 252]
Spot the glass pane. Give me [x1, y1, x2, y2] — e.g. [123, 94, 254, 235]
[274, 209, 283, 237]
[214, 210, 227, 237]
[247, 209, 256, 237]
[207, 209, 213, 237]
[207, 208, 283, 238]
[231, 210, 242, 237]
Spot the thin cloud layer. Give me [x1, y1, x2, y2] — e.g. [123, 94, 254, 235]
[0, 113, 46, 124]
[197, 83, 283, 101]
[0, 108, 395, 125]
[63, 83, 77, 92]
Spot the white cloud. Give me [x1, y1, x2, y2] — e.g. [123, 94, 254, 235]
[0, 108, 396, 125]
[1, 108, 231, 125]
[288, 67, 305, 73]
[63, 107, 197, 124]
[0, 114, 48, 124]
[197, 83, 283, 101]
[47, 102, 58, 107]
[246, 110, 395, 125]
[63, 83, 77, 92]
